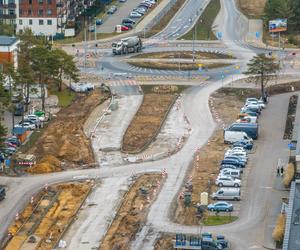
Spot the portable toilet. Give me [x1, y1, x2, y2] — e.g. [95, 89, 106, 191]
[200, 192, 208, 205]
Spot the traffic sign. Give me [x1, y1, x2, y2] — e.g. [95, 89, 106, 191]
[217, 32, 222, 39]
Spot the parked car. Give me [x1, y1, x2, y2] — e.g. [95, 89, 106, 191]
[96, 19, 103, 25]
[220, 169, 241, 179]
[6, 136, 21, 146]
[227, 146, 247, 153]
[220, 164, 241, 172]
[211, 187, 241, 200]
[130, 11, 142, 18]
[88, 25, 95, 32]
[122, 18, 136, 24]
[232, 140, 253, 150]
[115, 25, 129, 31]
[224, 156, 246, 166]
[227, 122, 259, 140]
[224, 130, 253, 144]
[225, 151, 247, 160]
[221, 159, 244, 168]
[15, 122, 35, 130]
[107, 5, 117, 14]
[119, 0, 126, 2]
[207, 201, 233, 212]
[25, 114, 41, 124]
[216, 176, 241, 187]
[122, 23, 133, 29]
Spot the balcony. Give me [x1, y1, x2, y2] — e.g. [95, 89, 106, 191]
[0, 3, 16, 8]
[0, 13, 16, 18]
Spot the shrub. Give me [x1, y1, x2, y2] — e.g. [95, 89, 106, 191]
[272, 213, 286, 243]
[283, 163, 295, 188]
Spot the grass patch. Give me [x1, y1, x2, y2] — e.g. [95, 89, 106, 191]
[51, 89, 76, 107]
[213, 87, 260, 102]
[236, 0, 266, 19]
[131, 51, 234, 59]
[203, 215, 238, 226]
[19, 130, 43, 153]
[180, 0, 220, 40]
[146, 0, 186, 37]
[141, 85, 187, 94]
[127, 61, 231, 71]
[272, 213, 286, 244]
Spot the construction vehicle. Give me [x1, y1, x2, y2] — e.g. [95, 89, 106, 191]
[174, 233, 229, 250]
[112, 36, 142, 55]
[0, 185, 6, 201]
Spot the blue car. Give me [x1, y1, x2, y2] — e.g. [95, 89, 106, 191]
[96, 19, 103, 25]
[221, 159, 244, 168]
[232, 140, 253, 150]
[207, 201, 233, 212]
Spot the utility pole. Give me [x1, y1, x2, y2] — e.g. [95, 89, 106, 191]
[84, 20, 87, 70]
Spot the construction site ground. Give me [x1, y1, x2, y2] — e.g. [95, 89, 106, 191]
[100, 173, 163, 250]
[26, 90, 108, 174]
[61, 176, 129, 249]
[4, 182, 92, 250]
[122, 91, 177, 153]
[173, 87, 260, 225]
[154, 233, 174, 250]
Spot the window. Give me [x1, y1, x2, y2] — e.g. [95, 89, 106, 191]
[28, 9, 32, 15]
[8, 0, 15, 4]
[19, 19, 22, 25]
[28, 0, 32, 4]
[8, 9, 15, 15]
[47, 9, 52, 16]
[38, 9, 43, 16]
[47, 19, 52, 25]
[39, 19, 44, 25]
[47, 0, 51, 4]
[38, 0, 43, 3]
[29, 19, 32, 25]
[19, 9, 22, 15]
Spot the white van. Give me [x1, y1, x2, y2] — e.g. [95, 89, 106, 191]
[211, 187, 241, 201]
[224, 130, 253, 144]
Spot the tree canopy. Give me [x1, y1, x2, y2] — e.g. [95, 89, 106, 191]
[244, 53, 280, 98]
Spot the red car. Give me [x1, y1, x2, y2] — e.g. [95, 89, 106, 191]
[115, 25, 129, 31]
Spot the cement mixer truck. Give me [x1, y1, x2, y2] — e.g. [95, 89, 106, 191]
[112, 36, 142, 55]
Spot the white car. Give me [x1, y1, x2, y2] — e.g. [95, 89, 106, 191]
[130, 11, 142, 18]
[216, 176, 241, 187]
[25, 114, 41, 123]
[246, 97, 259, 103]
[15, 122, 36, 130]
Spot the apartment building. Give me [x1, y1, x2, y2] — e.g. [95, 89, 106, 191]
[0, 0, 17, 25]
[0, 35, 19, 70]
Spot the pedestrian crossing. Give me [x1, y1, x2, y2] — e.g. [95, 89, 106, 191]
[106, 79, 138, 86]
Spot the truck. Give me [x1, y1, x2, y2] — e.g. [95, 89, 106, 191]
[174, 233, 229, 250]
[112, 36, 142, 55]
[0, 185, 6, 201]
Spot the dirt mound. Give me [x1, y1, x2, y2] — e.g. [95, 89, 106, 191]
[122, 93, 176, 153]
[238, 0, 266, 17]
[100, 174, 162, 249]
[27, 90, 107, 174]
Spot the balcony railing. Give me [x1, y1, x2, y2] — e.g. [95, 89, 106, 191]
[0, 3, 16, 8]
[0, 13, 16, 18]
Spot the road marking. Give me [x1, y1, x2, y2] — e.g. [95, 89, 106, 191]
[261, 186, 273, 189]
[248, 245, 262, 249]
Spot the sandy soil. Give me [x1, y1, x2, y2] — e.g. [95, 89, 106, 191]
[122, 86, 178, 153]
[237, 0, 266, 18]
[5, 182, 91, 250]
[27, 90, 108, 173]
[100, 174, 163, 250]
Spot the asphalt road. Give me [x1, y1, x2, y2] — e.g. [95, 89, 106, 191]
[153, 0, 210, 40]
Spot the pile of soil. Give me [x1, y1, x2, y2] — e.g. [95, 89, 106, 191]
[27, 90, 107, 173]
[154, 234, 174, 250]
[100, 174, 162, 249]
[122, 93, 176, 153]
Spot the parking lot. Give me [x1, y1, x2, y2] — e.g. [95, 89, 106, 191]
[97, 0, 147, 33]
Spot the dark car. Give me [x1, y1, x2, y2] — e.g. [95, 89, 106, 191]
[232, 141, 253, 150]
[241, 110, 258, 117]
[216, 235, 229, 249]
[96, 19, 103, 25]
[6, 137, 21, 146]
[122, 18, 136, 24]
[221, 159, 244, 168]
[224, 156, 246, 166]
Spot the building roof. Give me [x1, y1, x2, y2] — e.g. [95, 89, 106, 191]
[283, 180, 300, 250]
[0, 36, 18, 46]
